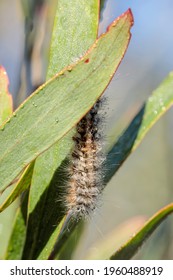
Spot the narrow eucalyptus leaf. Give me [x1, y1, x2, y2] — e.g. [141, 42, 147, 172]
[110, 203, 173, 260]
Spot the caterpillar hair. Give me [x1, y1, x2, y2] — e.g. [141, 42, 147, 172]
[65, 97, 105, 219]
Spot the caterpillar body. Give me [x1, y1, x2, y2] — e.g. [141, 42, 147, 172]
[66, 98, 105, 219]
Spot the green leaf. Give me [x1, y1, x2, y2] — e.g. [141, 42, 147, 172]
[0, 68, 33, 212]
[22, 139, 74, 259]
[0, 66, 13, 125]
[47, 214, 80, 260]
[0, 162, 34, 212]
[5, 209, 26, 259]
[133, 72, 173, 150]
[47, 0, 100, 79]
[23, 0, 100, 260]
[0, 9, 133, 195]
[57, 221, 84, 260]
[5, 192, 29, 260]
[0, 66, 28, 260]
[37, 217, 83, 260]
[37, 218, 66, 260]
[105, 72, 173, 183]
[110, 203, 173, 260]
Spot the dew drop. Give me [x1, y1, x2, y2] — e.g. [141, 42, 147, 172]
[159, 99, 166, 112]
[55, 118, 59, 123]
[32, 102, 37, 107]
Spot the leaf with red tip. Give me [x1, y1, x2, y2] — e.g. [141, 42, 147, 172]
[0, 9, 133, 198]
[0, 66, 13, 125]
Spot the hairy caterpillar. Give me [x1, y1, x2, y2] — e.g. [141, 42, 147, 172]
[65, 98, 105, 219]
